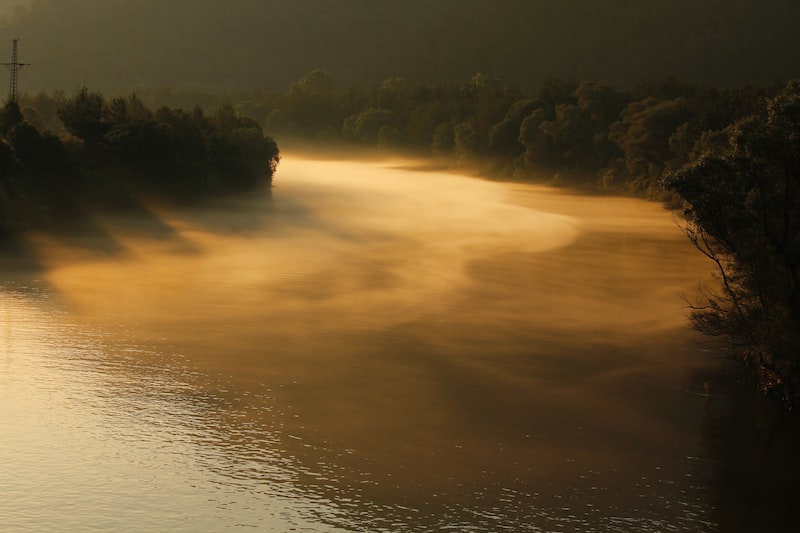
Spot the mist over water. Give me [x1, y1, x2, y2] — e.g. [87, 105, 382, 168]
[3, 156, 724, 530]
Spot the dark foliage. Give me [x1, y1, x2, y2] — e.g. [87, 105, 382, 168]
[160, 69, 769, 195]
[0, 88, 280, 235]
[664, 82, 800, 407]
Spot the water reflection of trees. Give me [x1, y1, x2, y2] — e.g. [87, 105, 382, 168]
[701, 365, 800, 530]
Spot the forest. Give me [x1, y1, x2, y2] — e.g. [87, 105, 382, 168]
[13, 73, 778, 196]
[74, 70, 774, 197]
[0, 87, 279, 236]
[3, 73, 799, 407]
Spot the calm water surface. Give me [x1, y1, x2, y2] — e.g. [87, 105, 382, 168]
[1, 156, 794, 531]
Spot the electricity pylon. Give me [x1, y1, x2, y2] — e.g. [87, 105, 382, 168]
[2, 38, 29, 103]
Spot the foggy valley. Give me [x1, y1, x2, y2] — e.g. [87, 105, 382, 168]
[2, 1, 800, 532]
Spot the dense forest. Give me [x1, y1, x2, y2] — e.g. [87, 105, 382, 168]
[0, 87, 279, 236]
[4, 73, 799, 406]
[15, 71, 776, 196]
[107, 70, 774, 196]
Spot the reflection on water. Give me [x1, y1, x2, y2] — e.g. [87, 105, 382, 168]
[1, 155, 787, 531]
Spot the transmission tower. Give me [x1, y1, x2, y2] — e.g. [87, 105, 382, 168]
[2, 38, 29, 103]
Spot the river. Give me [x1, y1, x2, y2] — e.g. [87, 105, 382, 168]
[1, 155, 798, 531]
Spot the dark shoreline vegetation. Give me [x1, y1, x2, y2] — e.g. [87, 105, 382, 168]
[0, 87, 280, 237]
[3, 74, 799, 410]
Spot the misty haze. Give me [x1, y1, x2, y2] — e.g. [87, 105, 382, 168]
[2, 2, 800, 532]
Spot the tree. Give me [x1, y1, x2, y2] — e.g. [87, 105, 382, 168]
[574, 80, 628, 126]
[104, 96, 130, 126]
[208, 104, 279, 191]
[0, 100, 23, 136]
[342, 108, 399, 144]
[664, 82, 800, 407]
[0, 139, 16, 179]
[460, 73, 519, 135]
[285, 69, 339, 135]
[100, 102, 277, 196]
[610, 97, 690, 191]
[537, 103, 594, 167]
[289, 68, 335, 97]
[377, 76, 409, 109]
[57, 87, 107, 146]
[487, 99, 536, 159]
[453, 121, 480, 159]
[431, 122, 454, 155]
[518, 107, 551, 168]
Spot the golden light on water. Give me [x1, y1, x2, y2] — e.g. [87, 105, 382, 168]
[3, 156, 720, 530]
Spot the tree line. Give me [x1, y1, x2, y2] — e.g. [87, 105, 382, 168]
[0, 87, 279, 236]
[209, 69, 773, 196]
[13, 72, 773, 197]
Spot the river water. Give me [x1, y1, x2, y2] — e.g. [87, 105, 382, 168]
[1, 155, 797, 531]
